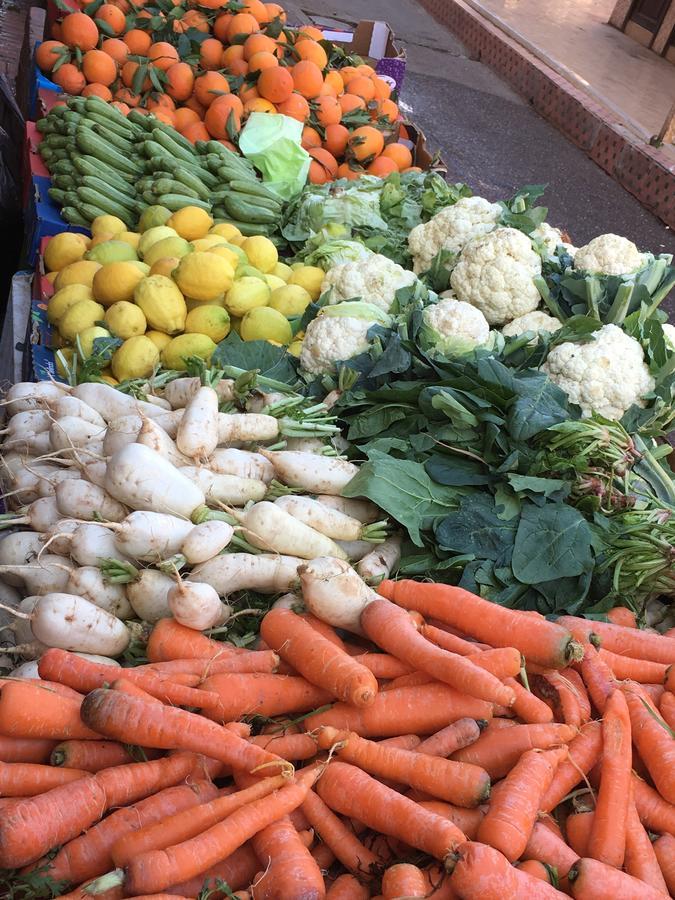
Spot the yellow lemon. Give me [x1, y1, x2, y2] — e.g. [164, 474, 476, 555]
[142, 236, 192, 269]
[149, 257, 181, 278]
[47, 284, 94, 324]
[167, 206, 213, 241]
[139, 205, 172, 232]
[146, 330, 172, 351]
[99, 371, 119, 386]
[85, 241, 138, 265]
[240, 307, 292, 344]
[287, 339, 303, 358]
[173, 253, 234, 303]
[92, 262, 146, 306]
[91, 215, 126, 237]
[271, 262, 293, 282]
[268, 284, 312, 316]
[210, 222, 242, 243]
[89, 231, 118, 248]
[112, 335, 159, 381]
[185, 305, 231, 343]
[185, 295, 225, 311]
[263, 274, 286, 293]
[235, 264, 265, 281]
[117, 231, 141, 251]
[241, 236, 278, 274]
[225, 277, 270, 317]
[134, 275, 187, 334]
[45, 271, 59, 284]
[77, 326, 111, 358]
[44, 232, 90, 272]
[104, 301, 147, 340]
[58, 299, 105, 343]
[127, 261, 150, 275]
[55, 346, 76, 379]
[207, 244, 242, 270]
[191, 235, 228, 252]
[138, 226, 179, 259]
[161, 333, 216, 371]
[288, 266, 325, 300]
[54, 260, 102, 291]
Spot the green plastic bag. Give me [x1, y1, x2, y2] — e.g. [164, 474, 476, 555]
[238, 112, 310, 201]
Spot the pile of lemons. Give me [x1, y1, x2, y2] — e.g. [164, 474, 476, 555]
[43, 206, 325, 383]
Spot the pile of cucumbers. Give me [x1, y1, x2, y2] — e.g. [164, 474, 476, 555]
[36, 95, 284, 238]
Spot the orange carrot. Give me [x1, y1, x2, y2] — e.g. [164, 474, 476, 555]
[0, 682, 101, 741]
[415, 801, 484, 840]
[423, 626, 522, 679]
[0, 677, 84, 701]
[123, 765, 322, 895]
[261, 608, 379, 708]
[351, 654, 413, 679]
[56, 880, 123, 900]
[304, 683, 492, 738]
[565, 811, 593, 857]
[300, 613, 347, 648]
[249, 733, 318, 761]
[562, 669, 591, 723]
[166, 845, 260, 897]
[660, 691, 675, 731]
[250, 816, 324, 900]
[42, 779, 218, 885]
[606, 607, 637, 628]
[422, 863, 456, 900]
[201, 672, 333, 722]
[477, 746, 567, 862]
[523, 822, 578, 878]
[360, 599, 515, 707]
[633, 773, 675, 834]
[505, 678, 555, 724]
[557, 615, 675, 666]
[146, 618, 246, 662]
[80, 688, 280, 773]
[137, 651, 280, 676]
[301, 787, 379, 879]
[539, 721, 602, 813]
[539, 672, 581, 728]
[449, 841, 566, 898]
[451, 723, 575, 779]
[622, 682, 675, 804]
[380, 734, 422, 750]
[415, 717, 483, 757]
[576, 643, 615, 714]
[381, 671, 433, 691]
[326, 873, 370, 899]
[50, 740, 140, 772]
[0, 752, 205, 868]
[420, 623, 486, 656]
[598, 649, 667, 683]
[0, 762, 89, 797]
[317, 726, 489, 808]
[382, 862, 428, 898]
[567, 857, 669, 899]
[517, 860, 554, 884]
[625, 791, 669, 894]
[111, 775, 289, 868]
[641, 683, 666, 705]
[378, 580, 581, 669]
[316, 761, 464, 862]
[587, 688, 631, 868]
[665, 665, 675, 694]
[311, 841, 336, 871]
[111, 678, 163, 704]
[653, 835, 675, 896]
[0, 736, 56, 764]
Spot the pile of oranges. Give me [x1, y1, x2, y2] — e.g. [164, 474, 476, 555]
[36, 0, 421, 183]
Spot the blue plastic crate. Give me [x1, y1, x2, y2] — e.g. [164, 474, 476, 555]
[23, 174, 88, 265]
[30, 42, 61, 120]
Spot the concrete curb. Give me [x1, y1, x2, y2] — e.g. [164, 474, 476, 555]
[416, 0, 675, 230]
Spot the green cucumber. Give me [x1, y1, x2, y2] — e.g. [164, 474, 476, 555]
[81, 176, 139, 210]
[156, 193, 212, 212]
[228, 179, 282, 204]
[152, 122, 196, 156]
[61, 206, 91, 227]
[222, 194, 278, 224]
[227, 189, 281, 213]
[76, 188, 135, 226]
[151, 128, 197, 164]
[76, 131, 143, 176]
[72, 155, 136, 190]
[127, 109, 155, 131]
[89, 124, 135, 156]
[151, 178, 199, 199]
[48, 187, 67, 205]
[173, 166, 210, 201]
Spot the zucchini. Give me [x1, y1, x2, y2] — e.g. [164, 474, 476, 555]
[52, 160, 77, 177]
[222, 194, 278, 224]
[141, 139, 174, 160]
[227, 189, 282, 213]
[90, 123, 135, 156]
[173, 166, 210, 201]
[61, 206, 91, 227]
[151, 178, 199, 199]
[156, 193, 212, 212]
[152, 122, 196, 156]
[81, 176, 139, 210]
[72, 155, 137, 191]
[64, 190, 80, 207]
[48, 187, 67, 205]
[78, 201, 113, 222]
[151, 128, 197, 165]
[76, 188, 135, 227]
[52, 174, 75, 191]
[127, 109, 155, 131]
[228, 179, 282, 204]
[76, 131, 142, 176]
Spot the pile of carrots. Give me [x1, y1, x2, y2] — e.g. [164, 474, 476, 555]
[1, 579, 675, 899]
[36, 0, 419, 182]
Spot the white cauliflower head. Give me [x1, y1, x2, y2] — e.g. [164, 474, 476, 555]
[662, 322, 675, 350]
[300, 315, 372, 375]
[450, 227, 543, 325]
[531, 222, 564, 254]
[419, 297, 490, 356]
[502, 310, 562, 337]
[542, 323, 655, 420]
[408, 196, 502, 275]
[320, 253, 417, 313]
[573, 234, 645, 276]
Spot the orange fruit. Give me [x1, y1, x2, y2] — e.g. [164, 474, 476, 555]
[381, 142, 413, 171]
[222, 44, 245, 68]
[238, 83, 260, 103]
[376, 98, 399, 124]
[194, 71, 230, 108]
[314, 94, 341, 126]
[295, 39, 327, 69]
[199, 38, 224, 71]
[308, 147, 338, 184]
[53, 62, 86, 94]
[337, 161, 366, 180]
[244, 97, 276, 115]
[61, 12, 99, 50]
[197, 0, 229, 9]
[121, 60, 150, 92]
[146, 92, 175, 112]
[174, 107, 200, 133]
[95, 3, 126, 35]
[324, 69, 344, 95]
[372, 76, 391, 101]
[213, 12, 233, 41]
[35, 40, 67, 73]
[346, 75, 375, 102]
[228, 58, 249, 77]
[291, 60, 323, 100]
[240, 0, 268, 22]
[323, 122, 349, 158]
[100, 37, 128, 64]
[347, 125, 384, 162]
[248, 51, 278, 73]
[111, 100, 130, 115]
[151, 108, 176, 126]
[227, 12, 260, 42]
[51, 21, 63, 39]
[301, 125, 322, 150]
[339, 66, 358, 85]
[148, 41, 179, 71]
[264, 2, 286, 22]
[204, 93, 244, 139]
[173, 9, 209, 32]
[367, 155, 398, 177]
[356, 64, 375, 77]
[182, 121, 211, 144]
[123, 29, 152, 55]
[338, 93, 366, 116]
[82, 49, 117, 85]
[184, 94, 207, 118]
[257, 66, 293, 103]
[114, 86, 140, 107]
[276, 92, 309, 121]
[243, 32, 276, 59]
[82, 82, 113, 100]
[295, 25, 323, 42]
[165, 61, 194, 102]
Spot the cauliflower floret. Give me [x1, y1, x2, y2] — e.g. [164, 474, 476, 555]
[502, 310, 562, 337]
[450, 227, 542, 325]
[532, 223, 564, 254]
[574, 234, 645, 276]
[420, 298, 490, 356]
[408, 196, 502, 275]
[320, 253, 417, 313]
[299, 315, 372, 375]
[662, 322, 675, 350]
[542, 323, 655, 420]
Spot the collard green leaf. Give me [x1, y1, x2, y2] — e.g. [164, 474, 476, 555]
[507, 474, 570, 504]
[507, 370, 572, 440]
[212, 332, 297, 385]
[435, 494, 518, 561]
[347, 404, 410, 440]
[425, 454, 491, 486]
[512, 502, 593, 584]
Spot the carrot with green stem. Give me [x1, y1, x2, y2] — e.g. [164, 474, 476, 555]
[557, 615, 675, 665]
[622, 682, 675, 804]
[250, 815, 325, 900]
[378, 581, 582, 669]
[316, 725, 490, 808]
[653, 835, 675, 896]
[415, 717, 483, 757]
[260, 608, 379, 708]
[523, 823, 578, 879]
[360, 599, 515, 707]
[0, 761, 90, 797]
[624, 789, 669, 894]
[381, 862, 428, 898]
[111, 774, 290, 868]
[0, 681, 101, 741]
[567, 857, 669, 899]
[477, 746, 567, 862]
[50, 741, 144, 772]
[449, 841, 567, 899]
[451, 723, 575, 780]
[587, 688, 632, 868]
[539, 721, 602, 813]
[0, 736, 56, 764]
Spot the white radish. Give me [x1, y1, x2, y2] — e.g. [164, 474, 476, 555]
[180, 520, 233, 565]
[167, 578, 230, 631]
[13, 597, 40, 644]
[283, 437, 332, 453]
[233, 501, 348, 560]
[271, 592, 305, 612]
[315, 495, 381, 524]
[4, 465, 59, 506]
[73, 383, 170, 423]
[105, 444, 204, 518]
[191, 552, 302, 598]
[163, 377, 234, 410]
[52, 396, 106, 427]
[37, 468, 81, 499]
[179, 467, 267, 507]
[49, 416, 106, 452]
[356, 534, 402, 584]
[217, 413, 278, 445]
[8, 660, 40, 678]
[78, 459, 108, 489]
[66, 567, 132, 618]
[299, 556, 377, 635]
[176, 386, 219, 460]
[111, 511, 194, 561]
[126, 569, 174, 622]
[28, 593, 130, 655]
[0, 554, 73, 595]
[103, 415, 142, 456]
[2, 430, 52, 456]
[208, 449, 275, 484]
[70, 523, 127, 567]
[142, 394, 172, 410]
[3, 382, 68, 416]
[55, 480, 127, 522]
[0, 532, 43, 583]
[273, 495, 379, 542]
[152, 410, 184, 439]
[3, 496, 62, 533]
[41, 519, 79, 556]
[259, 450, 358, 495]
[336, 540, 374, 561]
[0, 581, 21, 607]
[137, 416, 190, 467]
[1, 409, 52, 436]
[75, 653, 121, 666]
[1, 452, 38, 483]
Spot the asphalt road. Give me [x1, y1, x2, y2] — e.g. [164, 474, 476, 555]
[289, 0, 675, 310]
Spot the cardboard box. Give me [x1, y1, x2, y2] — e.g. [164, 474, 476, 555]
[326, 20, 406, 94]
[394, 118, 447, 173]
